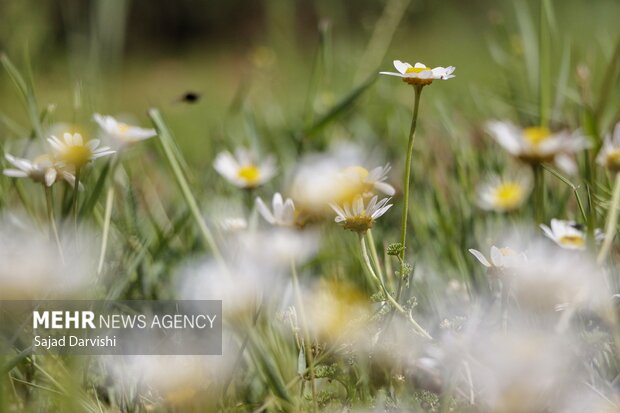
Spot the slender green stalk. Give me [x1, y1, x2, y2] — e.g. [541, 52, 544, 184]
[360, 235, 432, 339]
[397, 84, 423, 300]
[97, 187, 114, 275]
[290, 259, 318, 412]
[539, 0, 551, 127]
[532, 163, 545, 224]
[44, 185, 64, 263]
[597, 172, 620, 264]
[148, 109, 225, 266]
[542, 164, 587, 222]
[72, 167, 82, 232]
[366, 229, 384, 281]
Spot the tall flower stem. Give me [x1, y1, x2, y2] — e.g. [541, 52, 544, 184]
[360, 235, 432, 339]
[597, 172, 620, 264]
[397, 84, 423, 300]
[44, 185, 64, 263]
[532, 163, 545, 224]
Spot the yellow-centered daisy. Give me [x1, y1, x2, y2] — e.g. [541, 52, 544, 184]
[48, 132, 115, 169]
[486, 121, 589, 173]
[540, 219, 588, 251]
[331, 195, 392, 234]
[3, 153, 78, 188]
[477, 174, 532, 212]
[380, 60, 455, 86]
[213, 148, 276, 189]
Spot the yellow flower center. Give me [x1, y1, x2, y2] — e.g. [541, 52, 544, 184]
[343, 214, 373, 233]
[494, 182, 524, 209]
[523, 127, 551, 146]
[63, 145, 92, 169]
[117, 123, 131, 134]
[405, 67, 430, 73]
[402, 66, 434, 86]
[559, 235, 585, 248]
[238, 165, 261, 185]
[606, 149, 620, 169]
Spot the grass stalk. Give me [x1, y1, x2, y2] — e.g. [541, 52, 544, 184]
[360, 235, 431, 339]
[148, 108, 225, 266]
[532, 163, 545, 224]
[97, 187, 114, 274]
[44, 185, 64, 263]
[597, 172, 620, 264]
[290, 259, 318, 412]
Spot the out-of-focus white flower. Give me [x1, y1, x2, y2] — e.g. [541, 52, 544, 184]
[213, 148, 276, 189]
[303, 280, 371, 342]
[0, 216, 97, 299]
[511, 240, 607, 311]
[331, 195, 392, 233]
[477, 174, 531, 212]
[540, 219, 587, 250]
[104, 355, 220, 407]
[468, 246, 526, 269]
[256, 193, 295, 227]
[486, 121, 589, 173]
[3, 153, 77, 187]
[596, 122, 620, 172]
[48, 132, 115, 169]
[441, 326, 584, 413]
[93, 113, 156, 147]
[239, 228, 320, 269]
[380, 60, 455, 86]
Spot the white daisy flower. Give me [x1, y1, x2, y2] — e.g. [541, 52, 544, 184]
[380, 60, 455, 86]
[93, 113, 156, 147]
[330, 195, 392, 233]
[48, 132, 115, 169]
[3, 153, 82, 189]
[540, 219, 587, 250]
[477, 174, 532, 212]
[468, 246, 526, 269]
[256, 193, 296, 227]
[486, 121, 589, 173]
[596, 122, 620, 171]
[213, 148, 276, 189]
[339, 164, 396, 199]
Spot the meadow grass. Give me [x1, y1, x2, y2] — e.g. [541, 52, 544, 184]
[1, 0, 620, 412]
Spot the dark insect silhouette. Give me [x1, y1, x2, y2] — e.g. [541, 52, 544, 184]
[178, 92, 201, 104]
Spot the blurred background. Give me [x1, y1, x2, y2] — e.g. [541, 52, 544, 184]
[1, 0, 619, 169]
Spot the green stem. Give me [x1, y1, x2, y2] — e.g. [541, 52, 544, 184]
[532, 163, 544, 224]
[148, 109, 225, 267]
[539, 0, 551, 127]
[397, 84, 423, 300]
[366, 229, 384, 282]
[97, 187, 114, 275]
[597, 172, 620, 264]
[72, 167, 81, 230]
[290, 259, 318, 412]
[44, 185, 64, 263]
[360, 235, 431, 339]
